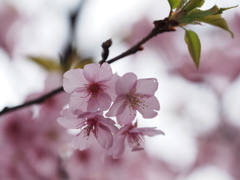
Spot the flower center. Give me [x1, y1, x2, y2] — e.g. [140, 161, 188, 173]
[84, 83, 109, 98]
[83, 119, 98, 138]
[127, 133, 145, 149]
[126, 93, 148, 110]
[87, 83, 101, 97]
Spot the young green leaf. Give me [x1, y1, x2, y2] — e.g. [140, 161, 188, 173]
[187, 5, 219, 18]
[168, 0, 181, 10]
[179, 5, 219, 24]
[184, 30, 201, 69]
[28, 56, 61, 72]
[196, 14, 234, 38]
[182, 0, 205, 12]
[178, 0, 188, 10]
[217, 5, 238, 14]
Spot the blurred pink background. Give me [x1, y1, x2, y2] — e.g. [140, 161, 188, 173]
[0, 0, 240, 179]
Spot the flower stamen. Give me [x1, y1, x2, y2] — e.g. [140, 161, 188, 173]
[126, 92, 148, 111]
[127, 133, 145, 148]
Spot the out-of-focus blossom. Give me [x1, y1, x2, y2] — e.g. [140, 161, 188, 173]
[27, 73, 72, 151]
[125, 18, 182, 62]
[0, 73, 70, 180]
[63, 63, 119, 112]
[58, 108, 118, 150]
[0, 109, 36, 148]
[0, 145, 62, 180]
[106, 72, 160, 125]
[171, 47, 240, 96]
[0, 3, 22, 57]
[108, 123, 164, 159]
[65, 145, 106, 180]
[26, 145, 61, 180]
[169, 13, 240, 96]
[190, 121, 240, 180]
[173, 48, 240, 82]
[0, 109, 63, 180]
[65, 143, 177, 180]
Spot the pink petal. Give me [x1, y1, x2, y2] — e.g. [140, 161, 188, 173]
[96, 116, 118, 133]
[115, 123, 132, 136]
[97, 124, 113, 150]
[116, 106, 136, 125]
[146, 96, 160, 110]
[96, 92, 112, 111]
[86, 92, 111, 112]
[135, 78, 158, 95]
[57, 116, 85, 129]
[108, 124, 131, 157]
[78, 111, 103, 119]
[97, 63, 113, 82]
[106, 95, 127, 117]
[63, 69, 87, 93]
[104, 74, 119, 101]
[129, 127, 165, 137]
[57, 108, 86, 129]
[72, 131, 95, 151]
[60, 108, 77, 119]
[69, 90, 90, 112]
[137, 96, 160, 118]
[115, 72, 137, 95]
[109, 135, 126, 159]
[132, 147, 144, 151]
[86, 97, 99, 112]
[83, 63, 112, 83]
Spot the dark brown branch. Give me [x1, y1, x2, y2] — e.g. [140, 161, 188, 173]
[107, 18, 176, 64]
[0, 18, 176, 116]
[0, 87, 64, 116]
[107, 32, 152, 64]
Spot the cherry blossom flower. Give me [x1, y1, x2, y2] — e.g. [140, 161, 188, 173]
[63, 63, 119, 113]
[57, 108, 118, 150]
[106, 72, 160, 125]
[108, 123, 164, 159]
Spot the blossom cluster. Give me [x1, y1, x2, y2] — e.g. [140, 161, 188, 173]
[58, 63, 164, 158]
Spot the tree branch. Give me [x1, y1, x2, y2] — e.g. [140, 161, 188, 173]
[0, 87, 64, 116]
[107, 18, 175, 64]
[0, 18, 176, 116]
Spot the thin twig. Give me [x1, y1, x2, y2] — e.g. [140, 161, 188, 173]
[107, 18, 175, 64]
[106, 31, 152, 64]
[0, 87, 64, 116]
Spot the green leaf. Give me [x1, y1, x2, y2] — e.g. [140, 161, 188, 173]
[196, 14, 234, 38]
[182, 0, 205, 12]
[178, 0, 188, 10]
[179, 5, 219, 24]
[28, 56, 61, 72]
[184, 30, 201, 69]
[217, 5, 238, 14]
[188, 5, 219, 17]
[168, 0, 181, 9]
